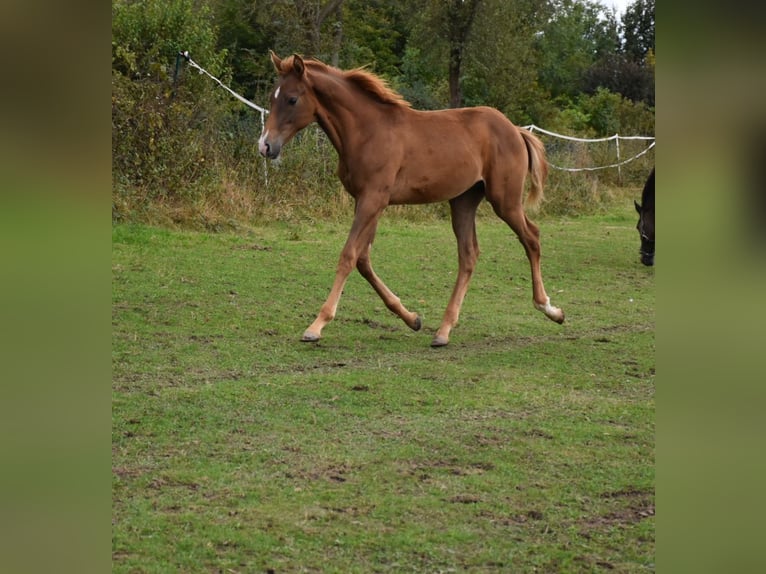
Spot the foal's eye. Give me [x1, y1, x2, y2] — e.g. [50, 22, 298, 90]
[288, 96, 298, 105]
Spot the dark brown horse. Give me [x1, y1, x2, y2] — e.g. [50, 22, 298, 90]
[259, 52, 564, 346]
[635, 168, 655, 266]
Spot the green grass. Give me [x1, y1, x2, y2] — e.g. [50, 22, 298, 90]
[113, 201, 654, 572]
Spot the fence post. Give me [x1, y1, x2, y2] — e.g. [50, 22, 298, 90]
[614, 135, 622, 185]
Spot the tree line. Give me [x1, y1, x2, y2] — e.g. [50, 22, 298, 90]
[112, 0, 654, 223]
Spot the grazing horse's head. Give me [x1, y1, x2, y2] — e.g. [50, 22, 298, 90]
[258, 51, 317, 160]
[635, 168, 655, 266]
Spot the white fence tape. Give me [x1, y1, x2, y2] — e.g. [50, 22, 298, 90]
[179, 51, 272, 184]
[182, 52, 268, 115]
[522, 124, 655, 172]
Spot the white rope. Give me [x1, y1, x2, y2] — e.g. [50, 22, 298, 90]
[523, 124, 655, 143]
[180, 51, 268, 143]
[521, 124, 655, 171]
[181, 51, 268, 115]
[179, 51, 270, 185]
[547, 141, 655, 172]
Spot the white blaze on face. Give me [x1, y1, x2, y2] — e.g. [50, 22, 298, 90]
[258, 129, 270, 156]
[274, 87, 280, 99]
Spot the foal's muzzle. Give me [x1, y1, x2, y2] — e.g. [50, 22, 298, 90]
[258, 131, 282, 160]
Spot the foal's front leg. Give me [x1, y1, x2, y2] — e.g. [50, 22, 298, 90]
[301, 199, 383, 342]
[356, 235, 421, 333]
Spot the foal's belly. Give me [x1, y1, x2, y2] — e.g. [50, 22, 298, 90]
[388, 177, 481, 205]
[387, 151, 483, 205]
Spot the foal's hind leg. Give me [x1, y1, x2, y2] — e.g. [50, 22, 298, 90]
[432, 186, 484, 347]
[492, 202, 565, 324]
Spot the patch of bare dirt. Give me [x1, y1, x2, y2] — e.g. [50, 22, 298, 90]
[579, 487, 655, 533]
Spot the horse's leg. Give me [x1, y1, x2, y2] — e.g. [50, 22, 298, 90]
[356, 231, 422, 332]
[302, 197, 386, 342]
[432, 186, 484, 347]
[489, 197, 565, 325]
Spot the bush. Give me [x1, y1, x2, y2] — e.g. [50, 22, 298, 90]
[112, 0, 235, 218]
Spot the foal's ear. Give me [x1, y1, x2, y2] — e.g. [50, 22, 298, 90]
[634, 200, 642, 214]
[292, 54, 305, 77]
[269, 50, 282, 73]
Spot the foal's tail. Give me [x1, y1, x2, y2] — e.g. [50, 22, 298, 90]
[519, 128, 548, 210]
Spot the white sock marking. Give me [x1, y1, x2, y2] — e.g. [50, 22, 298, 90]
[535, 296, 558, 316]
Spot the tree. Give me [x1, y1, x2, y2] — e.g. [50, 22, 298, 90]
[292, 0, 345, 62]
[583, 53, 654, 105]
[462, 0, 548, 122]
[444, 0, 483, 108]
[400, 0, 486, 109]
[534, 0, 617, 101]
[580, 0, 654, 105]
[215, 0, 346, 98]
[622, 0, 654, 62]
[340, 0, 410, 77]
[214, 0, 280, 99]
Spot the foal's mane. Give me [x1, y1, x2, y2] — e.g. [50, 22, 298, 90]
[279, 55, 411, 109]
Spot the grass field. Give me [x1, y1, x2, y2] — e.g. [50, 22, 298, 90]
[112, 200, 654, 572]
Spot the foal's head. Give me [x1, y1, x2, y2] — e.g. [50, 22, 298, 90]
[258, 51, 317, 159]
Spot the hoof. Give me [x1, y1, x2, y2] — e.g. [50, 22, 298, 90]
[536, 299, 565, 325]
[430, 335, 449, 347]
[301, 331, 321, 342]
[411, 315, 422, 332]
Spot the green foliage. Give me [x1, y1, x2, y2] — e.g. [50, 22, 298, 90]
[579, 87, 623, 135]
[341, 0, 408, 76]
[112, 0, 234, 210]
[526, 87, 654, 140]
[575, 87, 655, 138]
[535, 0, 610, 100]
[112, 0, 223, 80]
[213, 0, 281, 99]
[583, 53, 655, 105]
[395, 46, 450, 110]
[461, 0, 546, 121]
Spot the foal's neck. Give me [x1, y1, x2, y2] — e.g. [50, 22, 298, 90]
[310, 70, 390, 158]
